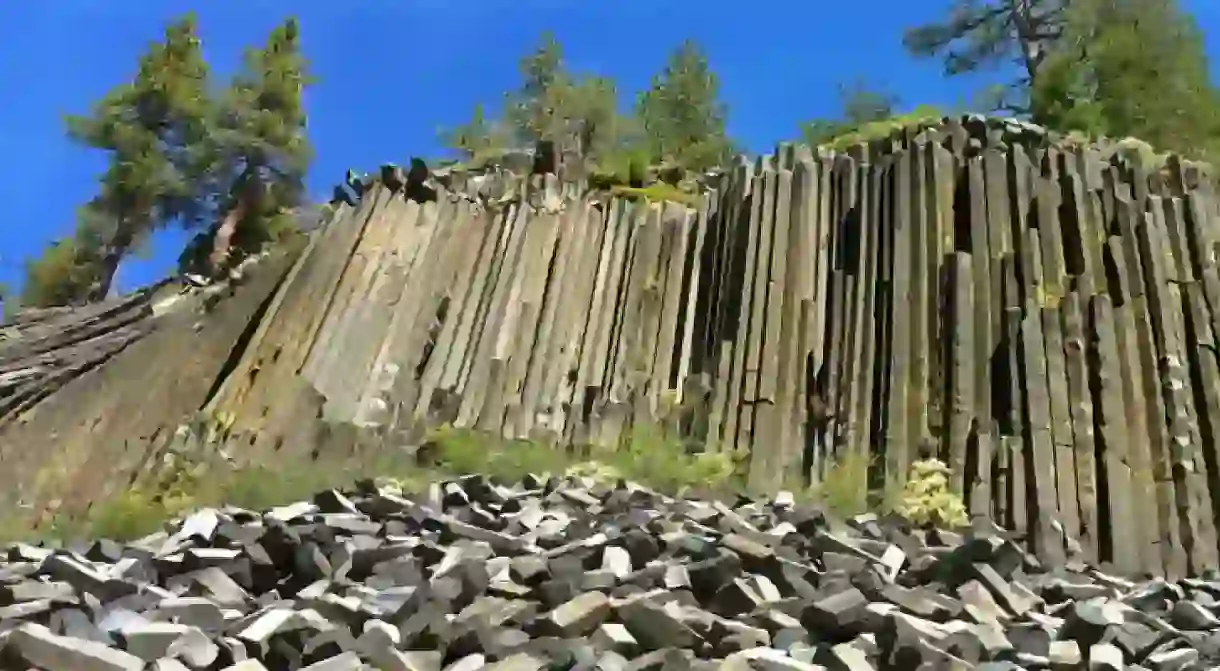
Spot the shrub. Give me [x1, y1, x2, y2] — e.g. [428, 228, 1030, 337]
[4, 419, 741, 545]
[893, 458, 969, 529]
[810, 450, 872, 518]
[425, 422, 735, 495]
[427, 425, 570, 482]
[606, 423, 735, 494]
[591, 146, 652, 189]
[803, 105, 944, 153]
[609, 184, 700, 207]
[825, 106, 944, 151]
[87, 488, 181, 541]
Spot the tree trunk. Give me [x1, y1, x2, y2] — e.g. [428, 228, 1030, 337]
[88, 251, 123, 304]
[89, 228, 135, 304]
[209, 168, 259, 276]
[209, 197, 249, 275]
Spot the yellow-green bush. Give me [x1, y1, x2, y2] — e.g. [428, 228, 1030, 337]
[893, 458, 969, 528]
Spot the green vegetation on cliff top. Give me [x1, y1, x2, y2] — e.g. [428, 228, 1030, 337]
[11, 1, 1220, 317]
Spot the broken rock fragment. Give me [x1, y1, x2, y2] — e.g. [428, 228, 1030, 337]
[0, 473, 1217, 669]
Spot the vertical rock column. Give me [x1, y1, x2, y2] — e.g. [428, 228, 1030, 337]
[1110, 190, 1167, 576]
[411, 201, 501, 424]
[567, 199, 624, 445]
[1019, 226, 1065, 568]
[967, 156, 995, 515]
[461, 202, 530, 432]
[883, 147, 914, 488]
[722, 170, 768, 456]
[749, 167, 795, 491]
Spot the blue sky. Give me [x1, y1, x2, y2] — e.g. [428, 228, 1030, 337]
[1, 1, 1218, 296]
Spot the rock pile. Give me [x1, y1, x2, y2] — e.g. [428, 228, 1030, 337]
[1, 474, 1218, 670]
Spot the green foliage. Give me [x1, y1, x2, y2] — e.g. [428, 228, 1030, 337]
[563, 75, 629, 161]
[53, 13, 313, 291]
[444, 31, 634, 170]
[428, 426, 570, 482]
[197, 17, 314, 274]
[609, 184, 700, 207]
[894, 458, 969, 529]
[564, 461, 625, 484]
[802, 452, 962, 525]
[903, 0, 1065, 113]
[1026, 48, 1109, 136]
[84, 489, 168, 542]
[64, 14, 213, 299]
[440, 103, 510, 160]
[494, 32, 623, 163]
[20, 234, 104, 308]
[1033, 0, 1220, 161]
[209, 17, 313, 204]
[822, 106, 945, 151]
[504, 31, 568, 148]
[802, 82, 895, 146]
[218, 465, 345, 513]
[1, 425, 973, 545]
[590, 144, 652, 189]
[443, 32, 732, 187]
[1112, 137, 1171, 172]
[637, 40, 733, 172]
[810, 450, 873, 518]
[608, 424, 736, 495]
[424, 423, 736, 495]
[907, 0, 1220, 162]
[10, 419, 427, 543]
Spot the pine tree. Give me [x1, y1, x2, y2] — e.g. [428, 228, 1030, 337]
[64, 14, 212, 300]
[903, 0, 1067, 114]
[562, 75, 624, 162]
[1034, 0, 1220, 158]
[441, 103, 498, 161]
[637, 40, 733, 172]
[904, 0, 1220, 157]
[505, 32, 568, 149]
[498, 32, 626, 169]
[202, 17, 313, 275]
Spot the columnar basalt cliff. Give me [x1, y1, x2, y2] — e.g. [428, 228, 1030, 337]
[5, 116, 1220, 578]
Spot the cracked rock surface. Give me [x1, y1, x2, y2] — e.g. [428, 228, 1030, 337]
[1, 474, 1219, 670]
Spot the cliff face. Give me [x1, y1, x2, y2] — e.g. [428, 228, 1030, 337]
[0, 251, 299, 518]
[5, 115, 1220, 578]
